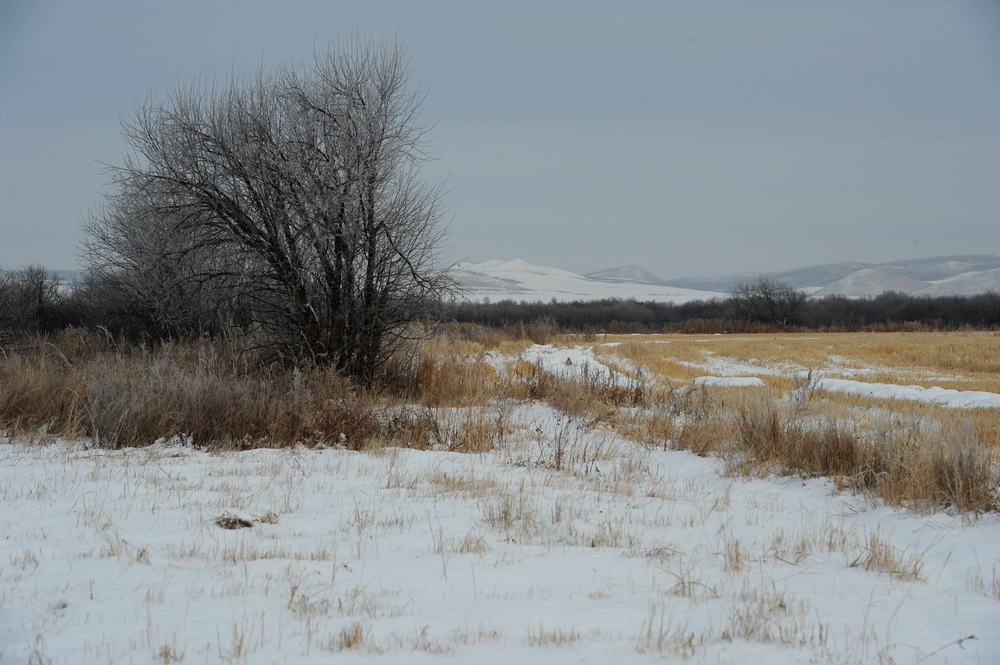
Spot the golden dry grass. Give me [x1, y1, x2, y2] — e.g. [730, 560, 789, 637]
[582, 331, 1000, 393]
[574, 331, 1000, 460]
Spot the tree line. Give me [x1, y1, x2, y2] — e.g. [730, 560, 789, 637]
[440, 288, 1000, 334]
[3, 270, 997, 346]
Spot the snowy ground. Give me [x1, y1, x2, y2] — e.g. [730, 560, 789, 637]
[3, 398, 998, 664]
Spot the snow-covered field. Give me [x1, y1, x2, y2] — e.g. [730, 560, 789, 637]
[3, 364, 999, 663]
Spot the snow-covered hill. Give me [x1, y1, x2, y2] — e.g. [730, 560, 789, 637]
[812, 269, 931, 298]
[811, 265, 1000, 298]
[452, 259, 721, 303]
[919, 267, 1000, 296]
[659, 255, 1000, 297]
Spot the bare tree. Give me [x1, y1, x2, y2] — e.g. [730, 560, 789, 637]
[81, 185, 243, 338]
[729, 276, 807, 328]
[81, 37, 453, 380]
[0, 264, 62, 338]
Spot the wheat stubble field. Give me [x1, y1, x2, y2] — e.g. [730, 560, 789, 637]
[1, 329, 998, 664]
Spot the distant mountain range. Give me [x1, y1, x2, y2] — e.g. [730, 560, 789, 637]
[453, 255, 1000, 302]
[657, 255, 1000, 295]
[811, 269, 930, 298]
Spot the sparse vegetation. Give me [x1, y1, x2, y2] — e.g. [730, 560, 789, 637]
[1, 327, 995, 513]
[2, 325, 997, 662]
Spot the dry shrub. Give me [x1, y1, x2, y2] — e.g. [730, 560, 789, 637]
[724, 389, 997, 513]
[0, 334, 381, 449]
[526, 621, 580, 647]
[731, 390, 858, 477]
[672, 385, 729, 457]
[793, 419, 858, 477]
[636, 602, 700, 658]
[736, 391, 787, 462]
[605, 382, 732, 458]
[440, 322, 511, 349]
[294, 369, 381, 448]
[510, 359, 644, 419]
[922, 418, 996, 512]
[855, 414, 996, 513]
[614, 408, 676, 450]
[0, 331, 513, 452]
[510, 360, 558, 402]
[442, 408, 510, 453]
[465, 325, 508, 349]
[407, 351, 499, 407]
[87, 367, 181, 448]
[0, 353, 87, 439]
[81, 357, 382, 449]
[522, 316, 560, 345]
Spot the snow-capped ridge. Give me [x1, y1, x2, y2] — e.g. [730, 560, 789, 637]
[661, 254, 1000, 295]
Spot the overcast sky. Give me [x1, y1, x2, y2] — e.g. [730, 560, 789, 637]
[1, 1, 998, 279]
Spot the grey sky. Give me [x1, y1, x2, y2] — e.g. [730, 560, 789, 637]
[1, 1, 998, 279]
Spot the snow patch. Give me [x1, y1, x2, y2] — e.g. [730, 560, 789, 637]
[521, 343, 638, 387]
[815, 378, 1000, 409]
[692, 376, 765, 388]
